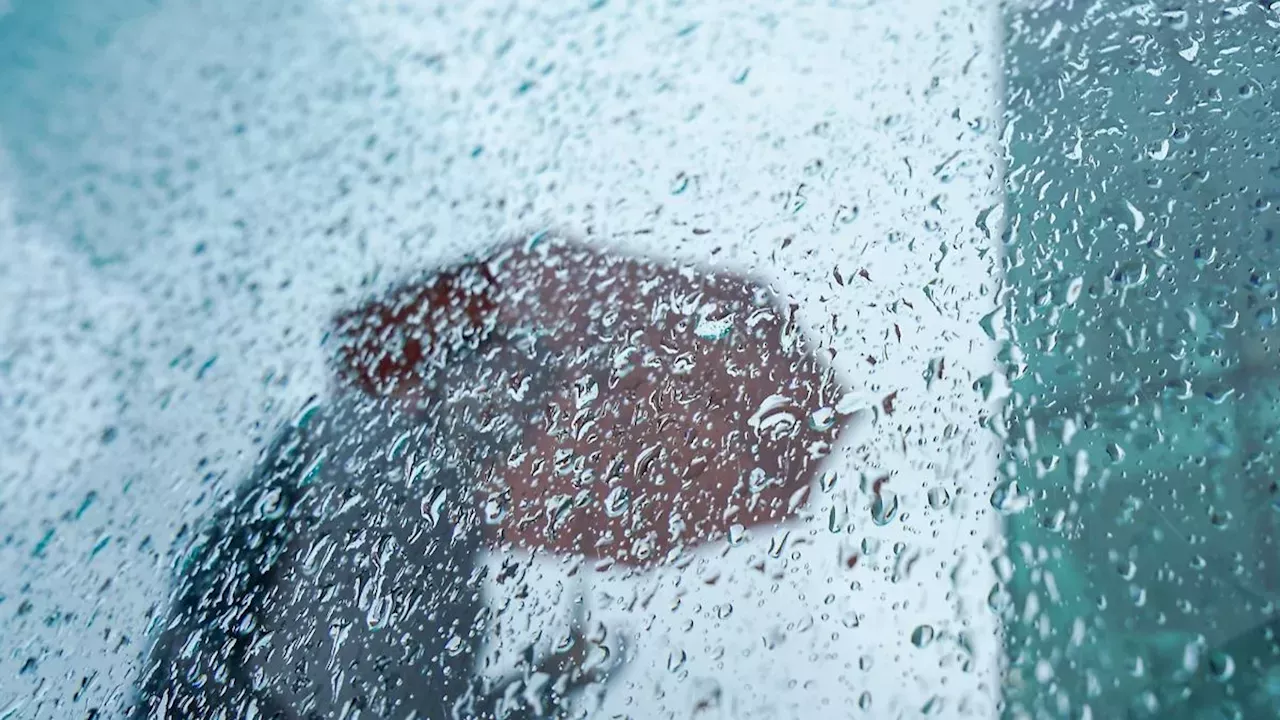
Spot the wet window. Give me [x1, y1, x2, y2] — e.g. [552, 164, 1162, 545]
[1001, 2, 1280, 718]
[2, 1, 1273, 719]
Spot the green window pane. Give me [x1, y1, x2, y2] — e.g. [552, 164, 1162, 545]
[1000, 2, 1280, 717]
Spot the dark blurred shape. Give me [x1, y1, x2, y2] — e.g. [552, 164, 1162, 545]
[480, 239, 849, 566]
[135, 235, 846, 717]
[331, 262, 501, 399]
[329, 237, 850, 566]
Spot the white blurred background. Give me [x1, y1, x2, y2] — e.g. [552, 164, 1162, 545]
[0, 1, 1006, 716]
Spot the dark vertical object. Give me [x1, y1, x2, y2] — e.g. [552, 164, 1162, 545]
[131, 262, 577, 719]
[131, 395, 491, 719]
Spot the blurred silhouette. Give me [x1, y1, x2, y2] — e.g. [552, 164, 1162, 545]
[133, 236, 848, 718]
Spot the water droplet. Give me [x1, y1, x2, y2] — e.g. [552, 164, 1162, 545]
[1205, 385, 1236, 405]
[574, 374, 599, 408]
[1209, 651, 1236, 681]
[301, 535, 336, 577]
[871, 490, 899, 526]
[1065, 276, 1084, 304]
[604, 486, 630, 518]
[445, 632, 468, 657]
[89, 534, 111, 559]
[927, 487, 950, 510]
[1181, 638, 1206, 674]
[1178, 37, 1199, 62]
[828, 504, 847, 533]
[300, 450, 326, 487]
[367, 595, 391, 631]
[255, 487, 287, 522]
[748, 467, 781, 494]
[482, 494, 508, 525]
[978, 308, 1002, 340]
[990, 478, 1030, 515]
[988, 583, 1013, 614]
[293, 394, 322, 422]
[749, 394, 799, 442]
[1122, 201, 1146, 233]
[1209, 508, 1233, 529]
[727, 524, 747, 546]
[693, 307, 734, 340]
[422, 485, 447, 529]
[911, 624, 936, 648]
[808, 407, 837, 432]
[768, 531, 790, 558]
[386, 430, 411, 462]
[1112, 260, 1147, 288]
[668, 649, 687, 672]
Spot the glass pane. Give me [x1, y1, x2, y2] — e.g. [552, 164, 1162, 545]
[1, 1, 1008, 718]
[1000, 1, 1280, 717]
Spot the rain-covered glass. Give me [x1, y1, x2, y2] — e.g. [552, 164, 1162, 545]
[4, 0, 1273, 719]
[1000, 2, 1280, 718]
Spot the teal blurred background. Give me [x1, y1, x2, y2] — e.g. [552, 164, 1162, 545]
[1000, 2, 1280, 717]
